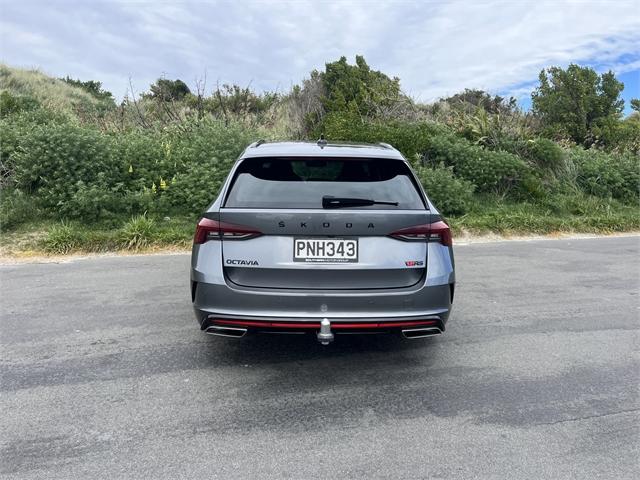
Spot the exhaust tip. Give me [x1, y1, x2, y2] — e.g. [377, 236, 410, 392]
[401, 327, 442, 339]
[205, 325, 247, 338]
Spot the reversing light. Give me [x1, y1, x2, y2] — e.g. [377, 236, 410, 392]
[390, 221, 452, 246]
[193, 218, 262, 244]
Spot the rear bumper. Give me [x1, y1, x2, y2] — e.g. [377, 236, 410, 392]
[191, 240, 454, 328]
[192, 281, 452, 328]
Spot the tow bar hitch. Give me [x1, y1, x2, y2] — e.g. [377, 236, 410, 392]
[317, 318, 334, 345]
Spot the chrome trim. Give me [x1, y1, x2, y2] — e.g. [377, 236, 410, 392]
[204, 326, 247, 338]
[401, 327, 443, 339]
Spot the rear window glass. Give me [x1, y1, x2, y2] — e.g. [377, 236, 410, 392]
[224, 157, 425, 209]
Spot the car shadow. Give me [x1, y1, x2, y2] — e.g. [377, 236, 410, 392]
[205, 330, 436, 366]
[190, 332, 463, 435]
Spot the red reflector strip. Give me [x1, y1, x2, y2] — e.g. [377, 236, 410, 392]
[213, 319, 321, 329]
[210, 319, 438, 329]
[211, 319, 300, 328]
[331, 323, 380, 329]
[376, 320, 438, 328]
[270, 322, 321, 329]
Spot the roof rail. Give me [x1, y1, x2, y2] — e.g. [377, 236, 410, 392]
[378, 142, 393, 150]
[247, 139, 267, 148]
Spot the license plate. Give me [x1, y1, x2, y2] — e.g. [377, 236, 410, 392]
[293, 238, 358, 263]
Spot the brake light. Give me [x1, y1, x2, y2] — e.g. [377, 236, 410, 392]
[390, 221, 452, 246]
[193, 218, 262, 244]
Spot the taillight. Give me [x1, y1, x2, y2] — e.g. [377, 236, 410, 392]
[389, 221, 452, 246]
[193, 218, 262, 244]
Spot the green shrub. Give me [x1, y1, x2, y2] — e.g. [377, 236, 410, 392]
[163, 120, 256, 212]
[119, 214, 156, 250]
[0, 112, 67, 187]
[0, 91, 40, 118]
[517, 171, 547, 200]
[321, 112, 451, 158]
[63, 179, 140, 221]
[413, 162, 475, 215]
[0, 120, 23, 187]
[113, 130, 171, 192]
[570, 148, 639, 201]
[523, 138, 566, 176]
[0, 188, 40, 229]
[606, 116, 640, 154]
[6, 118, 257, 220]
[43, 222, 83, 254]
[423, 136, 530, 194]
[171, 119, 256, 169]
[163, 163, 224, 213]
[13, 123, 125, 218]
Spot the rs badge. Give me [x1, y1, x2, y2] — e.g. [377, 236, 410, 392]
[405, 260, 424, 267]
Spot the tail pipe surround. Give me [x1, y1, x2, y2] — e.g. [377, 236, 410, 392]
[204, 325, 247, 338]
[401, 327, 443, 339]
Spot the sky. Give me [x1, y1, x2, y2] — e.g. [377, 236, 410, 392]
[1, 0, 639, 114]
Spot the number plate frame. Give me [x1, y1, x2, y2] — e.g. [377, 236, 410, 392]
[293, 238, 359, 263]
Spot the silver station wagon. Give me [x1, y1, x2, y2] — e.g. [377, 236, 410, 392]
[190, 140, 455, 344]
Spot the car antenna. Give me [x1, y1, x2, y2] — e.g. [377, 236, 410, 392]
[317, 135, 327, 148]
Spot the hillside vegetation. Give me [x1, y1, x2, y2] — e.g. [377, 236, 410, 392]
[0, 58, 638, 254]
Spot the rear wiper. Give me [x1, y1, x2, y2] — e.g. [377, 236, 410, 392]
[322, 196, 399, 209]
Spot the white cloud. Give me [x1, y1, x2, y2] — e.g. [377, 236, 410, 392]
[386, 0, 640, 101]
[1, 0, 638, 102]
[0, 21, 48, 47]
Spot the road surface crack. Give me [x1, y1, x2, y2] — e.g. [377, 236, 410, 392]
[536, 408, 640, 426]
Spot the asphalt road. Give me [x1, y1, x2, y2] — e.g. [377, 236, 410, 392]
[1, 236, 639, 479]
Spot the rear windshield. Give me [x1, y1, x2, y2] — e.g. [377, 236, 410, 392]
[224, 157, 425, 209]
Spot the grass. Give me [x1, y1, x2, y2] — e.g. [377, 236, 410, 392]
[1, 195, 638, 257]
[42, 221, 80, 254]
[0, 216, 195, 257]
[0, 64, 106, 115]
[449, 194, 640, 235]
[119, 214, 156, 250]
